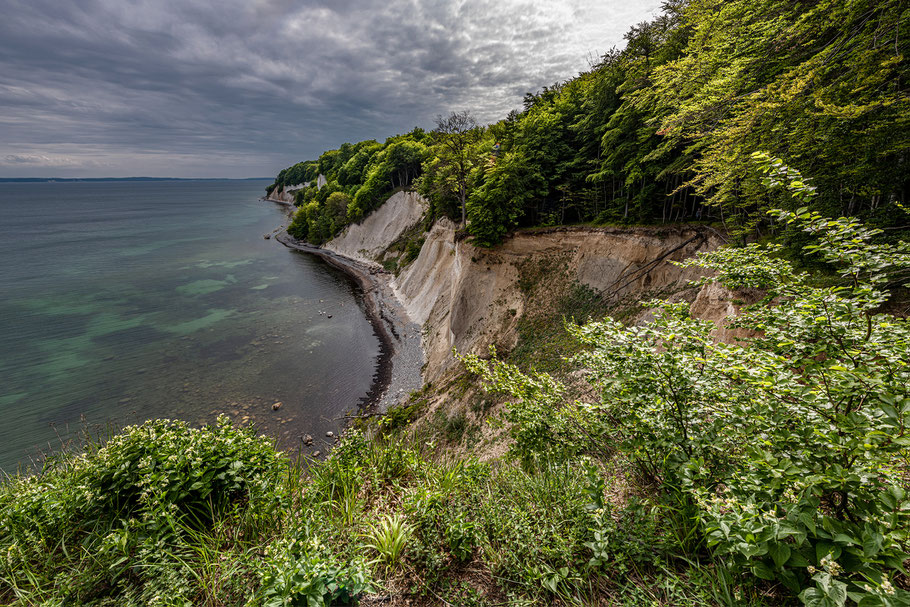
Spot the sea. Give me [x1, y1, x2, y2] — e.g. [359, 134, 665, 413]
[0, 180, 380, 472]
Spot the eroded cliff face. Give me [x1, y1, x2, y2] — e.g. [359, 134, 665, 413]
[266, 183, 306, 203]
[313, 190, 744, 387]
[306, 190, 760, 462]
[324, 191, 427, 265]
[393, 223, 728, 383]
[266, 174, 327, 203]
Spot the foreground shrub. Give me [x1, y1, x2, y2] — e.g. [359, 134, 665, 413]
[86, 416, 285, 524]
[0, 417, 286, 604]
[465, 159, 910, 605]
[258, 535, 371, 607]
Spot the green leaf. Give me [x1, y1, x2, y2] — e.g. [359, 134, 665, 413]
[752, 561, 775, 580]
[788, 551, 811, 568]
[881, 404, 899, 421]
[800, 513, 817, 535]
[780, 568, 801, 594]
[833, 533, 856, 546]
[862, 531, 884, 558]
[800, 587, 827, 607]
[770, 542, 792, 569]
[816, 542, 841, 563]
[856, 595, 885, 607]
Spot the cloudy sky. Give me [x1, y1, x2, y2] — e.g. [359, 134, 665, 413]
[0, 0, 661, 178]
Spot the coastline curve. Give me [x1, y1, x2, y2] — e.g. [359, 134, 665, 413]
[274, 231, 424, 416]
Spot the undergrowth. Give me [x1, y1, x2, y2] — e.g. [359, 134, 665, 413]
[462, 163, 910, 607]
[0, 420, 761, 606]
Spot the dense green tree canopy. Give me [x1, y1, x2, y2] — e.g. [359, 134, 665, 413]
[273, 0, 908, 247]
[281, 131, 429, 244]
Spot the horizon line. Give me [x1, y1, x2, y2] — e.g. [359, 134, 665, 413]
[0, 176, 273, 182]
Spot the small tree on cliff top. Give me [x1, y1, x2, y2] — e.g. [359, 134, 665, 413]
[431, 111, 483, 226]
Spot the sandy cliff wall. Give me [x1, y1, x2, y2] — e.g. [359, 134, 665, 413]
[324, 191, 427, 266]
[394, 223, 727, 383]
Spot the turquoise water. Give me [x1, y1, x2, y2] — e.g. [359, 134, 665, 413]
[0, 181, 380, 471]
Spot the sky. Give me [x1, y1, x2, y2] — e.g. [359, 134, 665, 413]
[0, 0, 661, 178]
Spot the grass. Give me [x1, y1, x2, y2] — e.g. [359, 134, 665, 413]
[0, 418, 779, 606]
[363, 514, 412, 571]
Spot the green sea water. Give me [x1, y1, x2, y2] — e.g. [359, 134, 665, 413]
[0, 180, 380, 471]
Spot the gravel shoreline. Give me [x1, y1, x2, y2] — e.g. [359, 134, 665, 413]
[273, 228, 425, 417]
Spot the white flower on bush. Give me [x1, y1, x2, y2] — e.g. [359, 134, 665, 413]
[820, 554, 842, 577]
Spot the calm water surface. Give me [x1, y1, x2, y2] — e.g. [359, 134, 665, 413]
[0, 180, 380, 471]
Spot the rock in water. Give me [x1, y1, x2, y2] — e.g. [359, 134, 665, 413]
[272, 401, 282, 411]
[326, 431, 334, 438]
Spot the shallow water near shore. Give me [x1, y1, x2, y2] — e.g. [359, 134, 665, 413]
[0, 180, 380, 472]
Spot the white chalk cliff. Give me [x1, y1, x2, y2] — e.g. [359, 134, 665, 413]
[324, 191, 427, 266]
[317, 190, 741, 385]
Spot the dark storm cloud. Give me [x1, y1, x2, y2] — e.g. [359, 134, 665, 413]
[0, 0, 660, 177]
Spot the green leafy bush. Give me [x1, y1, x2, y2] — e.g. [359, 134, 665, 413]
[404, 236, 425, 263]
[0, 417, 286, 604]
[86, 417, 284, 524]
[444, 513, 479, 562]
[465, 159, 910, 604]
[258, 535, 371, 607]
